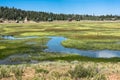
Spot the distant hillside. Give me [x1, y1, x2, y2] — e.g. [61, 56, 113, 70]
[0, 6, 120, 22]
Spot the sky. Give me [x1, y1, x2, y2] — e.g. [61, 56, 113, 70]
[0, 0, 120, 15]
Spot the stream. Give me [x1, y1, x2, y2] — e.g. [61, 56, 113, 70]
[44, 36, 120, 58]
[0, 36, 120, 64]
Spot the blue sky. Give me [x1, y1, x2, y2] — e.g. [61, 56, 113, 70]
[0, 0, 120, 15]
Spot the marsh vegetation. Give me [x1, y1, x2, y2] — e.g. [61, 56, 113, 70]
[0, 21, 120, 79]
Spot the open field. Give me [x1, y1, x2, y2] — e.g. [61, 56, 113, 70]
[0, 21, 120, 37]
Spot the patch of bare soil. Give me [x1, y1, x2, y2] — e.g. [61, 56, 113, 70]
[22, 67, 35, 80]
[108, 74, 120, 80]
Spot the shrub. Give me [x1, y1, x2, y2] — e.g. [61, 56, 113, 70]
[93, 74, 106, 80]
[12, 66, 25, 80]
[0, 67, 11, 78]
[68, 65, 106, 80]
[51, 71, 61, 79]
[35, 68, 49, 74]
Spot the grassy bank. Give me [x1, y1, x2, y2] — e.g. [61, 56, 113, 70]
[29, 52, 120, 62]
[0, 37, 49, 59]
[62, 39, 120, 50]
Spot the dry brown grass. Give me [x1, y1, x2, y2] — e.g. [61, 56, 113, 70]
[0, 61, 120, 80]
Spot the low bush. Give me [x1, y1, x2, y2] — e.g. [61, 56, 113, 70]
[68, 65, 106, 80]
[0, 66, 11, 78]
[35, 68, 49, 74]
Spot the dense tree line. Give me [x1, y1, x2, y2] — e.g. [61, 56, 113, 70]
[0, 6, 120, 22]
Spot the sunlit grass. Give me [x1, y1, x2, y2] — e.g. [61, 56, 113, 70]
[0, 21, 120, 79]
[0, 61, 119, 80]
[62, 39, 120, 50]
[0, 46, 6, 49]
[0, 21, 120, 59]
[20, 32, 55, 36]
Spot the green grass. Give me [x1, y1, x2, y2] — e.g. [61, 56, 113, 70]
[34, 53, 120, 62]
[0, 22, 120, 37]
[62, 39, 120, 50]
[35, 68, 49, 74]
[0, 38, 49, 59]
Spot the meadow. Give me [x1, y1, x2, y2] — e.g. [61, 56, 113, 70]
[0, 21, 120, 80]
[1, 21, 120, 51]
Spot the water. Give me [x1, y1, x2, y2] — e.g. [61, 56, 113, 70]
[2, 35, 15, 40]
[44, 36, 120, 58]
[0, 54, 38, 65]
[1, 36, 120, 59]
[0, 36, 120, 64]
[0, 35, 38, 40]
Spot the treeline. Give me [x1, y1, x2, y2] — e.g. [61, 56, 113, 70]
[0, 6, 120, 21]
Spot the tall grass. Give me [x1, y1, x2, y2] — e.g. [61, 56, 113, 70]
[0, 66, 11, 79]
[0, 61, 119, 80]
[12, 66, 25, 80]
